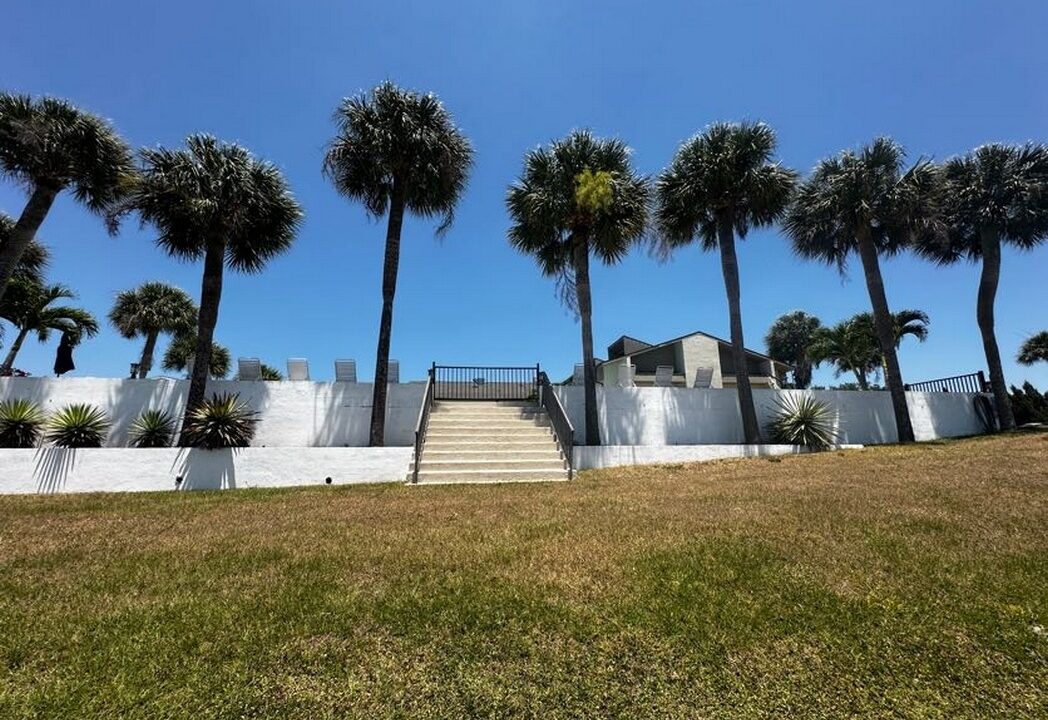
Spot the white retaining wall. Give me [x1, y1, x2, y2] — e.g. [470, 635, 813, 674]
[553, 386, 989, 445]
[574, 443, 864, 470]
[0, 447, 413, 494]
[0, 377, 426, 447]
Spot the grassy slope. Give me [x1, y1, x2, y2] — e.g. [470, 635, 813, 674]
[0, 433, 1046, 719]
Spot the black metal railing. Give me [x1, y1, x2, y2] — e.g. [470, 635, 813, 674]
[433, 364, 539, 401]
[905, 371, 989, 394]
[411, 368, 435, 484]
[538, 371, 575, 481]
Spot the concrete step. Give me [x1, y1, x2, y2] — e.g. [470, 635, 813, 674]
[428, 418, 551, 429]
[432, 403, 543, 413]
[419, 458, 566, 471]
[423, 448, 563, 460]
[415, 467, 569, 484]
[424, 439, 557, 451]
[426, 429, 553, 441]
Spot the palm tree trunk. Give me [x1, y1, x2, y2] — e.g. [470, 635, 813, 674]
[138, 331, 159, 378]
[0, 327, 31, 374]
[0, 185, 59, 303]
[976, 228, 1015, 430]
[573, 235, 601, 446]
[717, 218, 761, 443]
[853, 368, 869, 391]
[369, 185, 405, 447]
[855, 226, 914, 443]
[180, 237, 225, 445]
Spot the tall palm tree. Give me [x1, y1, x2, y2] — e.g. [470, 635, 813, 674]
[161, 331, 231, 379]
[809, 319, 881, 390]
[507, 130, 650, 445]
[1017, 331, 1048, 365]
[0, 213, 49, 285]
[108, 282, 197, 378]
[116, 135, 301, 438]
[785, 138, 938, 443]
[0, 280, 98, 373]
[915, 144, 1048, 430]
[655, 122, 797, 443]
[764, 310, 822, 389]
[323, 82, 473, 446]
[0, 94, 135, 302]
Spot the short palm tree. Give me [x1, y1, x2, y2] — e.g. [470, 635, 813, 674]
[656, 122, 797, 443]
[0, 280, 98, 373]
[915, 144, 1048, 430]
[1018, 331, 1048, 365]
[161, 332, 231, 379]
[323, 82, 473, 446]
[507, 130, 650, 445]
[116, 135, 301, 440]
[108, 282, 197, 378]
[809, 319, 881, 390]
[764, 310, 823, 389]
[0, 94, 135, 302]
[853, 308, 930, 374]
[785, 138, 938, 443]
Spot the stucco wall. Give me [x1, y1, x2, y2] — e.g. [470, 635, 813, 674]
[574, 443, 864, 470]
[0, 377, 426, 447]
[553, 386, 989, 445]
[0, 447, 412, 494]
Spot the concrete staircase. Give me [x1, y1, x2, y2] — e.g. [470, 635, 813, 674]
[412, 401, 569, 484]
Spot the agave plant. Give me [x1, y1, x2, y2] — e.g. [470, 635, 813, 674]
[766, 394, 839, 450]
[45, 403, 110, 448]
[128, 409, 175, 448]
[0, 398, 46, 448]
[180, 393, 258, 450]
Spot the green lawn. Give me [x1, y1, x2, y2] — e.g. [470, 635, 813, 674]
[1, 433, 1046, 718]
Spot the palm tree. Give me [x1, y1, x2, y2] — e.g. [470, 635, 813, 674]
[0, 94, 135, 302]
[0, 213, 49, 285]
[161, 332, 230, 379]
[116, 135, 301, 440]
[0, 280, 98, 373]
[764, 311, 822, 389]
[108, 282, 196, 378]
[260, 363, 282, 380]
[507, 130, 650, 445]
[853, 308, 930, 376]
[915, 144, 1048, 430]
[655, 122, 797, 443]
[809, 319, 881, 390]
[323, 82, 473, 446]
[1018, 331, 1048, 365]
[785, 138, 938, 443]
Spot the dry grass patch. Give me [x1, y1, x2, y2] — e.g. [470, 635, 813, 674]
[0, 433, 1046, 718]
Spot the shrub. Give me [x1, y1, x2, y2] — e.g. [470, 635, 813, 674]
[128, 409, 175, 448]
[180, 393, 258, 449]
[0, 399, 46, 448]
[45, 403, 110, 448]
[1009, 382, 1048, 425]
[767, 394, 839, 450]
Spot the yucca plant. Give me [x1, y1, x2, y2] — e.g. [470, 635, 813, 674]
[45, 403, 110, 448]
[179, 393, 258, 450]
[766, 394, 839, 450]
[128, 409, 175, 448]
[0, 398, 46, 448]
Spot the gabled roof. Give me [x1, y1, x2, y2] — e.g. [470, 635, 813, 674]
[607, 331, 790, 367]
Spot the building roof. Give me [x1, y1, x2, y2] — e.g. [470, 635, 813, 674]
[607, 331, 790, 368]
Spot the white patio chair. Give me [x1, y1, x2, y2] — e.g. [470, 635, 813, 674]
[654, 365, 674, 387]
[286, 358, 310, 381]
[617, 364, 635, 388]
[237, 357, 262, 381]
[386, 360, 399, 384]
[573, 363, 585, 385]
[693, 366, 714, 389]
[334, 359, 357, 383]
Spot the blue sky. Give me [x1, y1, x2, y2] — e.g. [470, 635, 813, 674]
[2, 1, 1046, 387]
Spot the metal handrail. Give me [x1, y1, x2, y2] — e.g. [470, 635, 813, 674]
[538, 371, 575, 481]
[905, 371, 988, 394]
[411, 368, 435, 484]
[433, 364, 539, 401]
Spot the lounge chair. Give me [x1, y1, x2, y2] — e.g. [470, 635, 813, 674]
[617, 364, 635, 388]
[334, 359, 357, 383]
[237, 357, 262, 381]
[654, 365, 674, 387]
[386, 360, 399, 384]
[286, 358, 310, 381]
[693, 367, 714, 389]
